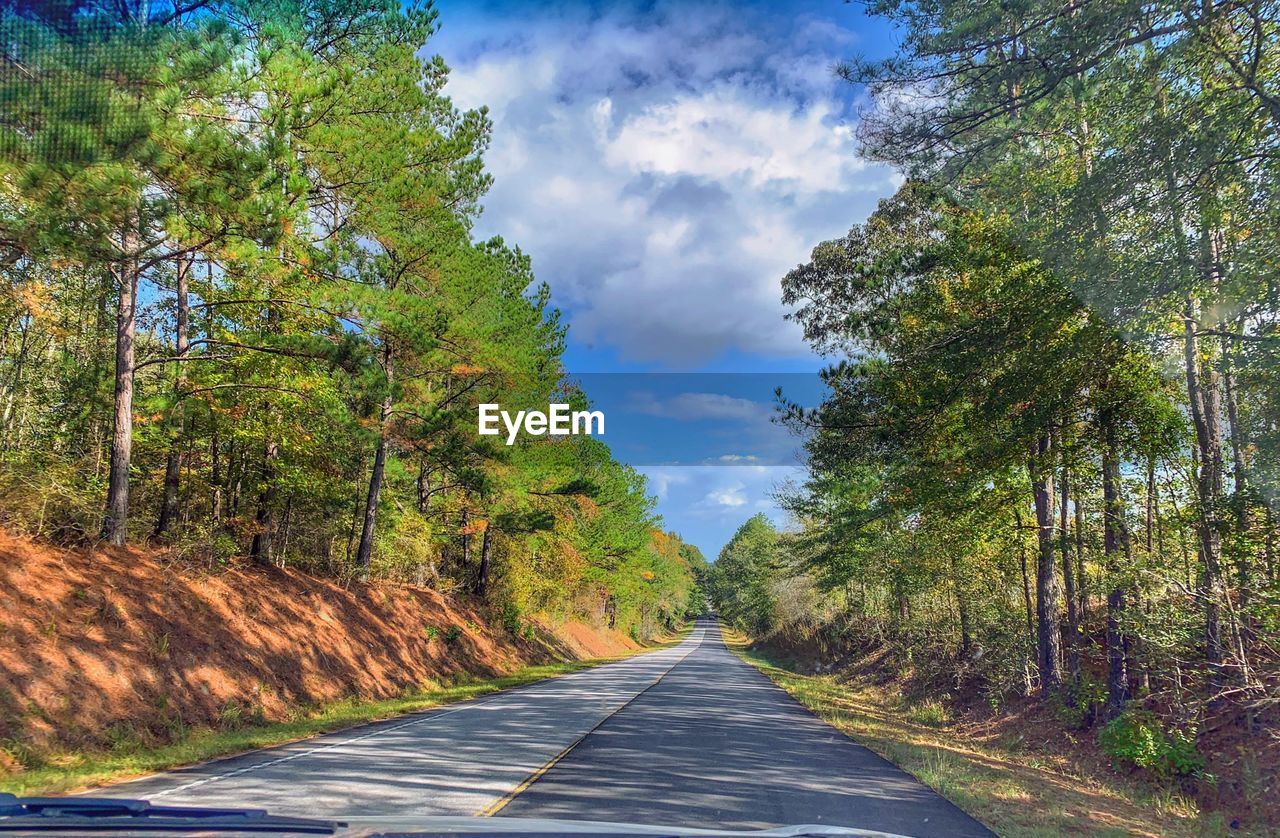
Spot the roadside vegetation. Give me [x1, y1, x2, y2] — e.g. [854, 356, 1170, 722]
[727, 630, 1242, 838]
[711, 0, 1279, 831]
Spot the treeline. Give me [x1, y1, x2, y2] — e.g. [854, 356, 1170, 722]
[0, 0, 702, 639]
[714, 0, 1279, 777]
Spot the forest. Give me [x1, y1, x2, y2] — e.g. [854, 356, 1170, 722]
[712, 0, 1279, 796]
[0, 0, 703, 641]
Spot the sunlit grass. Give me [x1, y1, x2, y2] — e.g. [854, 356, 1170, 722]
[722, 629, 1242, 838]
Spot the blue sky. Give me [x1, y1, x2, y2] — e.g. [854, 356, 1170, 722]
[430, 0, 901, 559]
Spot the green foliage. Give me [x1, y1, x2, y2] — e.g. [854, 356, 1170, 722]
[1099, 711, 1204, 779]
[904, 699, 950, 728]
[710, 515, 782, 636]
[0, 0, 697, 639]
[500, 602, 522, 635]
[713, 3, 1279, 812]
[1054, 676, 1108, 731]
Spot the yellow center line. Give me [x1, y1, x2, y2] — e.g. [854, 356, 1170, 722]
[474, 628, 705, 818]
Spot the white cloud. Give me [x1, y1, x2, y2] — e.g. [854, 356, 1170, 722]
[436, 0, 896, 366]
[644, 467, 691, 500]
[604, 92, 864, 192]
[705, 482, 749, 508]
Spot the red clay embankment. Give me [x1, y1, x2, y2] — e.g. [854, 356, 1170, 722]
[0, 530, 638, 760]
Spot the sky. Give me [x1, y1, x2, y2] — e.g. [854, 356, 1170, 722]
[430, 0, 902, 560]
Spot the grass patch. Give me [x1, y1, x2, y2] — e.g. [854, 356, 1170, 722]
[904, 698, 951, 728]
[0, 654, 641, 798]
[723, 629, 1244, 838]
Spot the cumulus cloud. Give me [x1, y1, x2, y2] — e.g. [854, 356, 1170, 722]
[437, 0, 896, 366]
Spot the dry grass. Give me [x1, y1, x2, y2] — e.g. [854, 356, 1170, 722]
[723, 629, 1247, 838]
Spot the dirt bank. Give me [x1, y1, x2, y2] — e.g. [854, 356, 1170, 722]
[0, 530, 638, 762]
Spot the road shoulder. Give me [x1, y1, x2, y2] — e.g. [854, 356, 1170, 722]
[723, 627, 1240, 838]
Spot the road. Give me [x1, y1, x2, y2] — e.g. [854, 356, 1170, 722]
[100, 618, 991, 837]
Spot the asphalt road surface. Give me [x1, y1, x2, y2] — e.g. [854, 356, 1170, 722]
[98, 618, 991, 837]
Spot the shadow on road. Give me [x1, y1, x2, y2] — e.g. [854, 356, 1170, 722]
[502, 618, 992, 838]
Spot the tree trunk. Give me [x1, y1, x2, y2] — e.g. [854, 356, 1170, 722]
[1061, 465, 1080, 683]
[1, 315, 31, 448]
[1183, 291, 1226, 693]
[344, 465, 363, 563]
[1221, 324, 1255, 662]
[417, 460, 430, 513]
[1075, 487, 1087, 623]
[155, 255, 191, 538]
[101, 224, 138, 546]
[210, 432, 223, 526]
[248, 441, 278, 566]
[1100, 407, 1132, 717]
[461, 507, 472, 567]
[477, 526, 493, 597]
[251, 153, 289, 570]
[1162, 136, 1227, 689]
[949, 550, 971, 657]
[206, 259, 224, 528]
[1265, 501, 1276, 585]
[1016, 509, 1036, 694]
[279, 494, 293, 567]
[1152, 455, 1162, 555]
[226, 439, 241, 517]
[356, 344, 394, 573]
[1030, 433, 1063, 696]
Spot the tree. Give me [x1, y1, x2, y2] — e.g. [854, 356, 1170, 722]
[711, 514, 781, 636]
[0, 0, 698, 642]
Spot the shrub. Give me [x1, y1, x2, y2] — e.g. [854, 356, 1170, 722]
[1054, 675, 1107, 729]
[500, 602, 522, 635]
[218, 700, 243, 730]
[1099, 709, 1203, 778]
[0, 458, 103, 542]
[905, 699, 950, 728]
[105, 722, 143, 753]
[443, 625, 463, 645]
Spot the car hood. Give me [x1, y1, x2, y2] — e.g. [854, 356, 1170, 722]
[336, 815, 914, 838]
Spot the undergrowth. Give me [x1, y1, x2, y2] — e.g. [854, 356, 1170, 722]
[725, 630, 1244, 838]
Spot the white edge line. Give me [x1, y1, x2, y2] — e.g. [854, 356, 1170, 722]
[93, 627, 706, 800]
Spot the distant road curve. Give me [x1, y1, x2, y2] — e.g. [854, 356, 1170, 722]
[98, 618, 991, 837]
